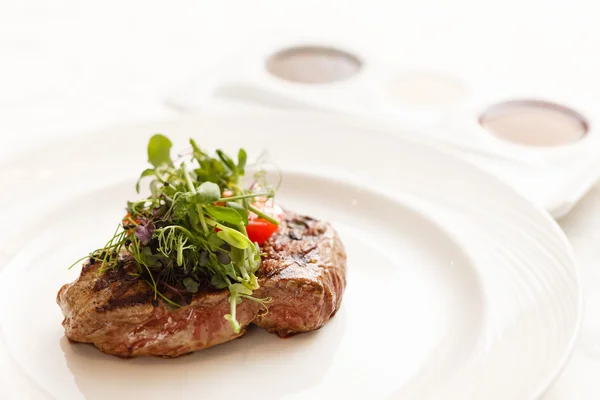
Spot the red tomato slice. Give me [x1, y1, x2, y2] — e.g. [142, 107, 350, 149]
[246, 203, 284, 245]
[246, 218, 279, 245]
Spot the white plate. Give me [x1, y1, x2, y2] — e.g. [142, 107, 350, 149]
[0, 113, 581, 399]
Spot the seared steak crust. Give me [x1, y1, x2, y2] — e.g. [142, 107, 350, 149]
[57, 212, 346, 357]
[254, 213, 347, 336]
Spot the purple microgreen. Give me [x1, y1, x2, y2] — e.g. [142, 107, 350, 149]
[135, 220, 155, 245]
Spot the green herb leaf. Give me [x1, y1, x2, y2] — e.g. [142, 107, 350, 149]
[136, 168, 156, 193]
[216, 149, 237, 173]
[221, 261, 237, 278]
[246, 243, 262, 273]
[126, 201, 136, 215]
[183, 277, 199, 293]
[147, 134, 173, 167]
[210, 274, 228, 289]
[189, 138, 205, 158]
[188, 206, 200, 228]
[208, 232, 225, 248]
[226, 202, 249, 225]
[243, 274, 260, 291]
[238, 149, 247, 172]
[150, 180, 160, 200]
[217, 229, 250, 249]
[195, 181, 221, 204]
[198, 250, 209, 266]
[204, 205, 243, 226]
[140, 246, 161, 267]
[229, 282, 253, 297]
[230, 247, 245, 265]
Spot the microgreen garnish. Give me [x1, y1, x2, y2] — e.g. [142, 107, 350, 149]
[71, 134, 278, 333]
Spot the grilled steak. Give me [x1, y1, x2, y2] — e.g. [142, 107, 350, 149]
[57, 212, 347, 357]
[57, 261, 260, 357]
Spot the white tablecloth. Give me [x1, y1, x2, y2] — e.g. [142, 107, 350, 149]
[2, 1, 599, 398]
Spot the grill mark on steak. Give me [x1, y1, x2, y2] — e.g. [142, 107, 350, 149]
[90, 258, 153, 311]
[92, 266, 135, 291]
[95, 292, 152, 312]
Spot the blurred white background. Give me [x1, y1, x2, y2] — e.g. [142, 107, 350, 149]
[1, 0, 597, 157]
[1, 1, 599, 398]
